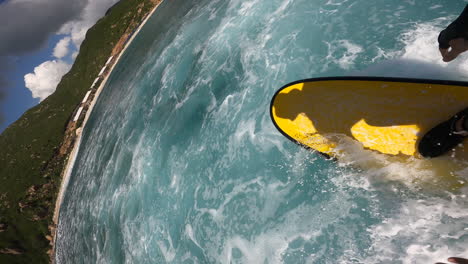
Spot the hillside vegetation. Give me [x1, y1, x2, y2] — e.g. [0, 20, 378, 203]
[0, 0, 158, 262]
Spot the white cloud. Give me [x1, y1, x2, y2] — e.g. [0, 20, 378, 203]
[59, 0, 120, 49]
[53, 37, 71, 59]
[24, 60, 71, 101]
[23, 0, 119, 102]
[0, 0, 87, 56]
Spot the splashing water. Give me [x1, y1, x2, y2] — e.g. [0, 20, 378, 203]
[56, 0, 468, 263]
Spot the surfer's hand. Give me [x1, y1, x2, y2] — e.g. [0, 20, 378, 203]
[441, 38, 468, 62]
[440, 47, 449, 60]
[449, 38, 468, 52]
[436, 257, 468, 264]
[441, 46, 457, 62]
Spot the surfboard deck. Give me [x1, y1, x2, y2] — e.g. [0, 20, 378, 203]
[270, 77, 468, 171]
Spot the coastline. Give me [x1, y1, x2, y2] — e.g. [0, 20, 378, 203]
[51, 1, 162, 261]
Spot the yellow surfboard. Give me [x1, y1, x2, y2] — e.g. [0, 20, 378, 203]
[270, 77, 468, 185]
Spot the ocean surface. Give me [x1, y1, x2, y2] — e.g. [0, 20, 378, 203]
[56, 0, 468, 263]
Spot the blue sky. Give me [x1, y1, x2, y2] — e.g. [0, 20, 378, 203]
[1, 34, 76, 132]
[0, 0, 118, 133]
[2, 37, 54, 132]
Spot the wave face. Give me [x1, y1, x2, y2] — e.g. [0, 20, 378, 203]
[56, 0, 468, 263]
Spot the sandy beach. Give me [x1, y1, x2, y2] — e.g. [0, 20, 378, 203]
[51, 1, 162, 260]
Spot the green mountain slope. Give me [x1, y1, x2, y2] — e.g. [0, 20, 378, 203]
[0, 0, 158, 262]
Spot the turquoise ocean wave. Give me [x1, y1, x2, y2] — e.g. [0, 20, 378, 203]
[56, 0, 468, 263]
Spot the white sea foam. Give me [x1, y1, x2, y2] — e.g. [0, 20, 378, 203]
[233, 118, 256, 143]
[185, 224, 202, 249]
[324, 40, 364, 70]
[217, 181, 355, 263]
[361, 17, 468, 81]
[362, 195, 468, 264]
[156, 232, 176, 262]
